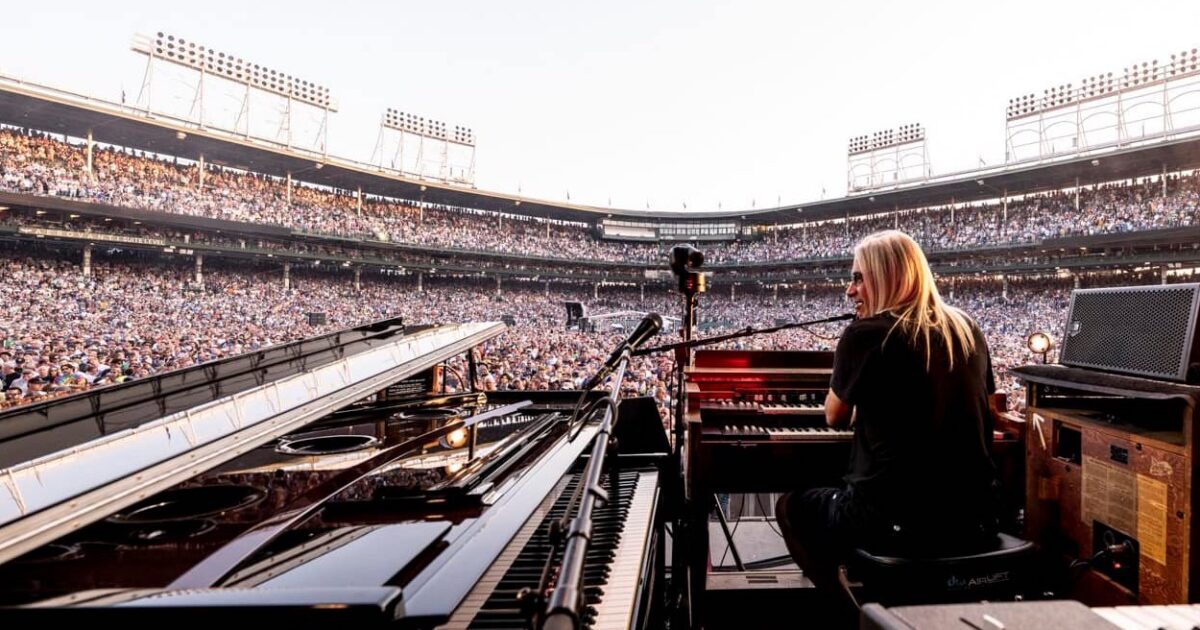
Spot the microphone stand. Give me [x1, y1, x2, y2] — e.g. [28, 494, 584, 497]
[632, 312, 856, 359]
[536, 350, 630, 630]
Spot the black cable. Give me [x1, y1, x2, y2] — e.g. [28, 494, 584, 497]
[571, 395, 616, 442]
[755, 493, 785, 538]
[717, 501, 742, 568]
[442, 363, 466, 394]
[564, 386, 591, 437]
[796, 325, 841, 341]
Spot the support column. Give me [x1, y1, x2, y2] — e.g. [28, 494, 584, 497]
[198, 155, 206, 190]
[194, 254, 203, 287]
[1163, 267, 1170, 285]
[1075, 177, 1080, 211]
[85, 130, 94, 175]
[1002, 275, 1008, 300]
[593, 283, 599, 299]
[354, 267, 362, 292]
[283, 263, 291, 290]
[1163, 164, 1168, 198]
[1073, 273, 1080, 289]
[730, 284, 736, 301]
[1002, 189, 1008, 235]
[495, 275, 502, 296]
[640, 283, 645, 301]
[82, 245, 92, 279]
[802, 285, 807, 303]
[417, 271, 423, 292]
[286, 172, 292, 204]
[356, 187, 363, 216]
[545, 280, 551, 296]
[773, 285, 779, 303]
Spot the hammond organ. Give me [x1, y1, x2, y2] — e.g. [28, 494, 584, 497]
[679, 350, 850, 626]
[684, 349, 850, 499]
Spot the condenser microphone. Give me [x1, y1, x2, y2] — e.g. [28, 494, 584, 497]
[620, 312, 664, 352]
[585, 312, 663, 389]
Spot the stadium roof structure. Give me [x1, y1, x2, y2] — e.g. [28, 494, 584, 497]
[2, 74, 1200, 227]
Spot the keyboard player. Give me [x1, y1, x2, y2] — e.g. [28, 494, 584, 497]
[775, 230, 1001, 595]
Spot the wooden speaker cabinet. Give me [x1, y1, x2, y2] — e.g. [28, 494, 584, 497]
[1015, 364, 1200, 605]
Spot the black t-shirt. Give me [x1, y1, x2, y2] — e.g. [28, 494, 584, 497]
[830, 311, 998, 533]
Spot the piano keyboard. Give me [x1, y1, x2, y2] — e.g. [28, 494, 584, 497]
[1093, 604, 1200, 630]
[701, 424, 852, 442]
[441, 468, 657, 630]
[587, 470, 657, 630]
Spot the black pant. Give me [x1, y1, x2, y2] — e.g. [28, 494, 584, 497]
[777, 486, 999, 593]
[775, 486, 875, 593]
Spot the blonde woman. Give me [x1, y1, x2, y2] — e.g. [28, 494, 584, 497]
[776, 230, 1000, 592]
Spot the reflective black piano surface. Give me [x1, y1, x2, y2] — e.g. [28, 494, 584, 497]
[0, 388, 668, 629]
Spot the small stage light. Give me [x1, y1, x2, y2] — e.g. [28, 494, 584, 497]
[1027, 331, 1054, 362]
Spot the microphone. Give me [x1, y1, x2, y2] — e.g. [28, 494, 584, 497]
[585, 312, 663, 389]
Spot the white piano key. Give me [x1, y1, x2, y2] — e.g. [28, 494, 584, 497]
[1093, 608, 1158, 630]
[1139, 606, 1199, 629]
[591, 471, 658, 630]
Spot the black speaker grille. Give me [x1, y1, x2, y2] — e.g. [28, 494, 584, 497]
[1061, 284, 1200, 381]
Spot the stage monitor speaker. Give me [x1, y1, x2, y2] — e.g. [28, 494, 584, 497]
[501, 314, 516, 326]
[307, 312, 327, 326]
[1060, 283, 1200, 382]
[565, 301, 585, 328]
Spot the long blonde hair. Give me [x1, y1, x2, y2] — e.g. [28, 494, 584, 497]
[854, 230, 976, 369]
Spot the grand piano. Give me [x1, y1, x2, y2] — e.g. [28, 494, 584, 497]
[0, 319, 670, 629]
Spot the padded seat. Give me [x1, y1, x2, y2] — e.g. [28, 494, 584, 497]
[846, 532, 1034, 606]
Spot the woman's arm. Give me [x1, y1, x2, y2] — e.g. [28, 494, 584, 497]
[825, 387, 852, 428]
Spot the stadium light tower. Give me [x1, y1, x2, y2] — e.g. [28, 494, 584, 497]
[371, 107, 476, 185]
[846, 123, 930, 192]
[1005, 45, 1200, 163]
[131, 31, 338, 154]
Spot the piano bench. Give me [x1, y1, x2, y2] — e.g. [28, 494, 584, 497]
[840, 533, 1035, 608]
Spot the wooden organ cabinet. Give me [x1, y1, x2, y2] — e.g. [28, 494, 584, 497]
[1013, 364, 1200, 605]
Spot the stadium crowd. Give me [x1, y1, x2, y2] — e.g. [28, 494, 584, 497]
[0, 248, 1092, 416]
[2, 126, 1200, 266]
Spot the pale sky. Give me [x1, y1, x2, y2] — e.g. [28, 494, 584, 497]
[3, 1, 1199, 212]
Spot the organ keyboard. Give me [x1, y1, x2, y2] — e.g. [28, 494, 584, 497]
[701, 423, 851, 442]
[684, 349, 846, 498]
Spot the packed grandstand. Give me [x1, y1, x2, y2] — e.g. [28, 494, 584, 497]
[1, 70, 1199, 422]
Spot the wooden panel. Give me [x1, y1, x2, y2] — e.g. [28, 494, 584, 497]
[1026, 406, 1193, 605]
